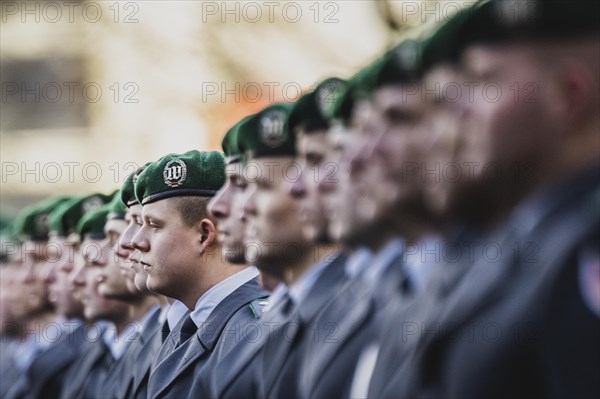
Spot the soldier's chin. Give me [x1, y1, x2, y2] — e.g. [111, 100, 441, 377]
[303, 224, 331, 245]
[27, 293, 45, 311]
[48, 291, 59, 304]
[145, 275, 171, 298]
[84, 307, 102, 322]
[327, 218, 343, 243]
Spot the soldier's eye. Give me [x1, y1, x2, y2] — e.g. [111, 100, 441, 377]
[231, 176, 247, 189]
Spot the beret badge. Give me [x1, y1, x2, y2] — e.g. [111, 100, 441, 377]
[81, 196, 104, 213]
[163, 159, 188, 188]
[259, 109, 287, 148]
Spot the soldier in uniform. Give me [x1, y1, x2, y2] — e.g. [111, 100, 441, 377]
[190, 113, 288, 399]
[298, 39, 447, 398]
[116, 165, 174, 399]
[130, 150, 268, 399]
[4, 196, 72, 399]
[17, 194, 111, 399]
[0, 216, 23, 398]
[219, 101, 345, 399]
[63, 200, 134, 399]
[89, 193, 163, 399]
[372, 1, 600, 398]
[206, 115, 281, 291]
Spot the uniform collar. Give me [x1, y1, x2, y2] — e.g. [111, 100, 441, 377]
[101, 322, 138, 361]
[344, 246, 374, 279]
[404, 234, 444, 294]
[139, 305, 161, 333]
[190, 266, 260, 327]
[165, 300, 188, 331]
[508, 163, 600, 238]
[36, 317, 82, 350]
[264, 282, 288, 313]
[288, 254, 338, 306]
[14, 336, 41, 371]
[364, 238, 404, 285]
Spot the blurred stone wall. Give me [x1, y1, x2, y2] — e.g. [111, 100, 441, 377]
[0, 0, 472, 214]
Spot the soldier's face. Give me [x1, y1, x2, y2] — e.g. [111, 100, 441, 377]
[459, 44, 555, 187]
[98, 219, 135, 300]
[291, 131, 332, 244]
[115, 213, 138, 294]
[68, 242, 85, 303]
[14, 241, 52, 319]
[208, 161, 248, 264]
[421, 65, 465, 217]
[133, 199, 202, 300]
[45, 236, 84, 319]
[83, 266, 130, 322]
[243, 157, 311, 273]
[0, 264, 20, 328]
[118, 205, 151, 293]
[349, 86, 430, 229]
[323, 106, 380, 248]
[75, 238, 129, 322]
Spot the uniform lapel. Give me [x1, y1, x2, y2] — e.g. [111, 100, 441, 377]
[27, 324, 87, 398]
[150, 279, 267, 399]
[72, 340, 115, 398]
[214, 298, 288, 396]
[148, 332, 205, 399]
[129, 325, 163, 398]
[119, 309, 162, 399]
[150, 310, 191, 373]
[262, 253, 347, 397]
[399, 174, 600, 398]
[302, 277, 373, 393]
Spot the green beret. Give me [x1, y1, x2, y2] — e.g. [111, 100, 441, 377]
[222, 115, 254, 163]
[288, 78, 346, 134]
[107, 190, 127, 220]
[237, 102, 296, 159]
[48, 193, 113, 236]
[77, 203, 111, 239]
[417, 4, 477, 72]
[443, 0, 599, 56]
[493, 0, 598, 41]
[0, 214, 13, 236]
[372, 40, 425, 91]
[121, 163, 151, 207]
[0, 215, 18, 258]
[13, 196, 71, 241]
[135, 150, 226, 205]
[330, 57, 386, 124]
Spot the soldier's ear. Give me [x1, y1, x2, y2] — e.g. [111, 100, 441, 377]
[198, 218, 216, 254]
[555, 59, 597, 129]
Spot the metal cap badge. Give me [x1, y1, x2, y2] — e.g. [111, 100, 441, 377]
[163, 159, 188, 188]
[81, 195, 104, 213]
[259, 109, 288, 148]
[317, 78, 345, 118]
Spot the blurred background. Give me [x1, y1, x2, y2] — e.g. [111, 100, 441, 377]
[1, 0, 471, 213]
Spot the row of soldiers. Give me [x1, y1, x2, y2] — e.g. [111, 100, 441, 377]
[1, 0, 599, 398]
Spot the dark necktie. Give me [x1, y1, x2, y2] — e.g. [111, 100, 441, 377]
[79, 341, 115, 398]
[398, 264, 414, 296]
[177, 315, 197, 347]
[161, 320, 170, 343]
[279, 292, 295, 316]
